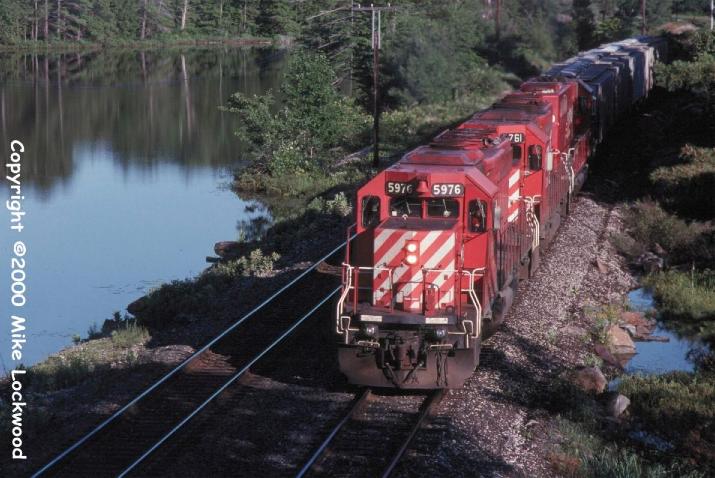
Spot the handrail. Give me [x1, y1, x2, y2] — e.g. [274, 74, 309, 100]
[523, 195, 541, 250]
[337, 264, 485, 344]
[336, 264, 393, 340]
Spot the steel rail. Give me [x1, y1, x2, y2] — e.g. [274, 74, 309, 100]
[380, 390, 447, 478]
[295, 389, 372, 478]
[117, 287, 341, 477]
[33, 234, 354, 477]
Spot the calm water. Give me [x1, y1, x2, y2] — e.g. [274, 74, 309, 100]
[624, 288, 701, 374]
[0, 48, 286, 368]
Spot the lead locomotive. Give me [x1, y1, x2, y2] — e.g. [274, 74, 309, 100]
[335, 36, 668, 389]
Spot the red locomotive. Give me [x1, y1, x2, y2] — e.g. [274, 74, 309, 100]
[335, 36, 668, 389]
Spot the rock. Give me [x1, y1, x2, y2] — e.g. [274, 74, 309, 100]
[653, 242, 667, 257]
[623, 324, 637, 337]
[594, 257, 609, 274]
[593, 343, 624, 370]
[639, 334, 670, 343]
[607, 394, 630, 418]
[562, 324, 587, 337]
[573, 366, 607, 394]
[621, 311, 649, 327]
[607, 325, 637, 355]
[127, 296, 149, 315]
[636, 252, 663, 274]
[146, 345, 195, 365]
[214, 241, 245, 259]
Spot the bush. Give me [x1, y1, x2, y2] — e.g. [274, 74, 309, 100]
[650, 145, 715, 220]
[236, 248, 280, 277]
[307, 192, 352, 217]
[624, 200, 713, 266]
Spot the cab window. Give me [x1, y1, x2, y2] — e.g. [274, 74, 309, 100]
[389, 197, 421, 217]
[427, 198, 459, 218]
[361, 196, 380, 228]
[468, 200, 487, 233]
[512, 144, 522, 166]
[528, 144, 543, 170]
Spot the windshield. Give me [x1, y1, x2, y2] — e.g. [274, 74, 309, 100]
[389, 198, 460, 218]
[426, 199, 459, 218]
[389, 197, 422, 217]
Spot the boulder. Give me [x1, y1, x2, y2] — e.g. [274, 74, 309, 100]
[593, 343, 624, 370]
[621, 311, 649, 327]
[607, 325, 637, 355]
[607, 394, 631, 418]
[127, 296, 149, 315]
[573, 366, 607, 394]
[653, 242, 667, 257]
[214, 241, 247, 259]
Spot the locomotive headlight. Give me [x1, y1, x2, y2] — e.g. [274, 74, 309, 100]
[434, 327, 448, 339]
[405, 254, 418, 265]
[406, 242, 418, 253]
[362, 324, 379, 337]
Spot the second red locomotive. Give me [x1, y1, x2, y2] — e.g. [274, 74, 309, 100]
[335, 36, 667, 389]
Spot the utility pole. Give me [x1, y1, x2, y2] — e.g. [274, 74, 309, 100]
[641, 0, 646, 35]
[352, 3, 397, 168]
[711, 0, 714, 31]
[495, 0, 501, 41]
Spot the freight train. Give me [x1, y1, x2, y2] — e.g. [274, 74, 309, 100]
[335, 36, 668, 389]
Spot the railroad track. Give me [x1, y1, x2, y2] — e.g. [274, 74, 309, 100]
[296, 389, 447, 478]
[33, 239, 350, 478]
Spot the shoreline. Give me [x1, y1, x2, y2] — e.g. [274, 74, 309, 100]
[0, 36, 287, 54]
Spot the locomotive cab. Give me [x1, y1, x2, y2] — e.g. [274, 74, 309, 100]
[336, 141, 513, 389]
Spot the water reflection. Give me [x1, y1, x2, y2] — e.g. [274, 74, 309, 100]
[0, 48, 285, 367]
[624, 288, 707, 374]
[0, 48, 287, 196]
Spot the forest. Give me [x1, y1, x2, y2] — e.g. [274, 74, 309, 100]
[0, 0, 711, 48]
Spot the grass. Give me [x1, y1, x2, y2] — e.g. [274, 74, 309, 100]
[619, 372, 715, 470]
[20, 318, 150, 393]
[553, 407, 708, 477]
[643, 270, 715, 343]
[585, 303, 622, 345]
[111, 322, 150, 348]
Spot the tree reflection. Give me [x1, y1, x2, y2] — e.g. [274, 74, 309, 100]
[0, 48, 288, 197]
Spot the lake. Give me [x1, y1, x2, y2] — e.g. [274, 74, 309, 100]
[0, 47, 286, 368]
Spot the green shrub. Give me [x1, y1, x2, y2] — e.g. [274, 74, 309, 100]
[585, 303, 621, 344]
[307, 192, 352, 217]
[225, 50, 370, 177]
